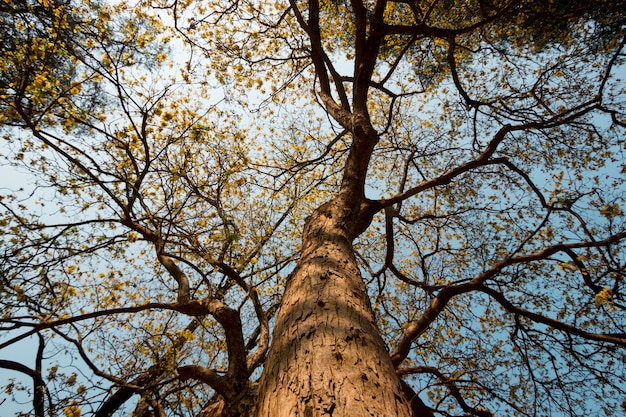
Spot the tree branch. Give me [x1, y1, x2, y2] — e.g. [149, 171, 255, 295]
[479, 285, 626, 347]
[0, 358, 51, 417]
[399, 366, 494, 417]
[390, 230, 626, 366]
[95, 318, 202, 417]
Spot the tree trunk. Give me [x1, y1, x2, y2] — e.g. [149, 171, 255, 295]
[254, 194, 413, 417]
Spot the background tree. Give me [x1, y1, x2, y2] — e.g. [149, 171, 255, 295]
[1, 0, 626, 416]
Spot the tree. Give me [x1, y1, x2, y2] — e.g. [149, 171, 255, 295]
[1, 0, 626, 416]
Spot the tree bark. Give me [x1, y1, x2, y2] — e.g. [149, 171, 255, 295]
[254, 194, 413, 417]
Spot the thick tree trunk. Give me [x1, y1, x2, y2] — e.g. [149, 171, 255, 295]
[254, 195, 412, 417]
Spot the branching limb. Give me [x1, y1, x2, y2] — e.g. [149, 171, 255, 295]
[377, 206, 440, 292]
[288, 0, 351, 123]
[390, 280, 477, 367]
[399, 366, 494, 417]
[391, 231, 626, 366]
[95, 318, 202, 417]
[447, 36, 484, 108]
[397, 378, 436, 417]
[213, 261, 269, 373]
[379, 100, 602, 210]
[0, 355, 51, 417]
[120, 217, 191, 304]
[380, 123, 513, 208]
[380, 0, 519, 37]
[479, 285, 626, 347]
[34, 333, 45, 417]
[177, 365, 229, 394]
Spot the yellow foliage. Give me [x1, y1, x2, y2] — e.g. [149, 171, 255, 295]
[64, 404, 81, 417]
[595, 287, 614, 309]
[600, 203, 621, 218]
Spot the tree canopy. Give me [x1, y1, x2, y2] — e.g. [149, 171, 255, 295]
[1, 0, 626, 416]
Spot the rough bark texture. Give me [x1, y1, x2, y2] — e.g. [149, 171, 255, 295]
[254, 195, 412, 417]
